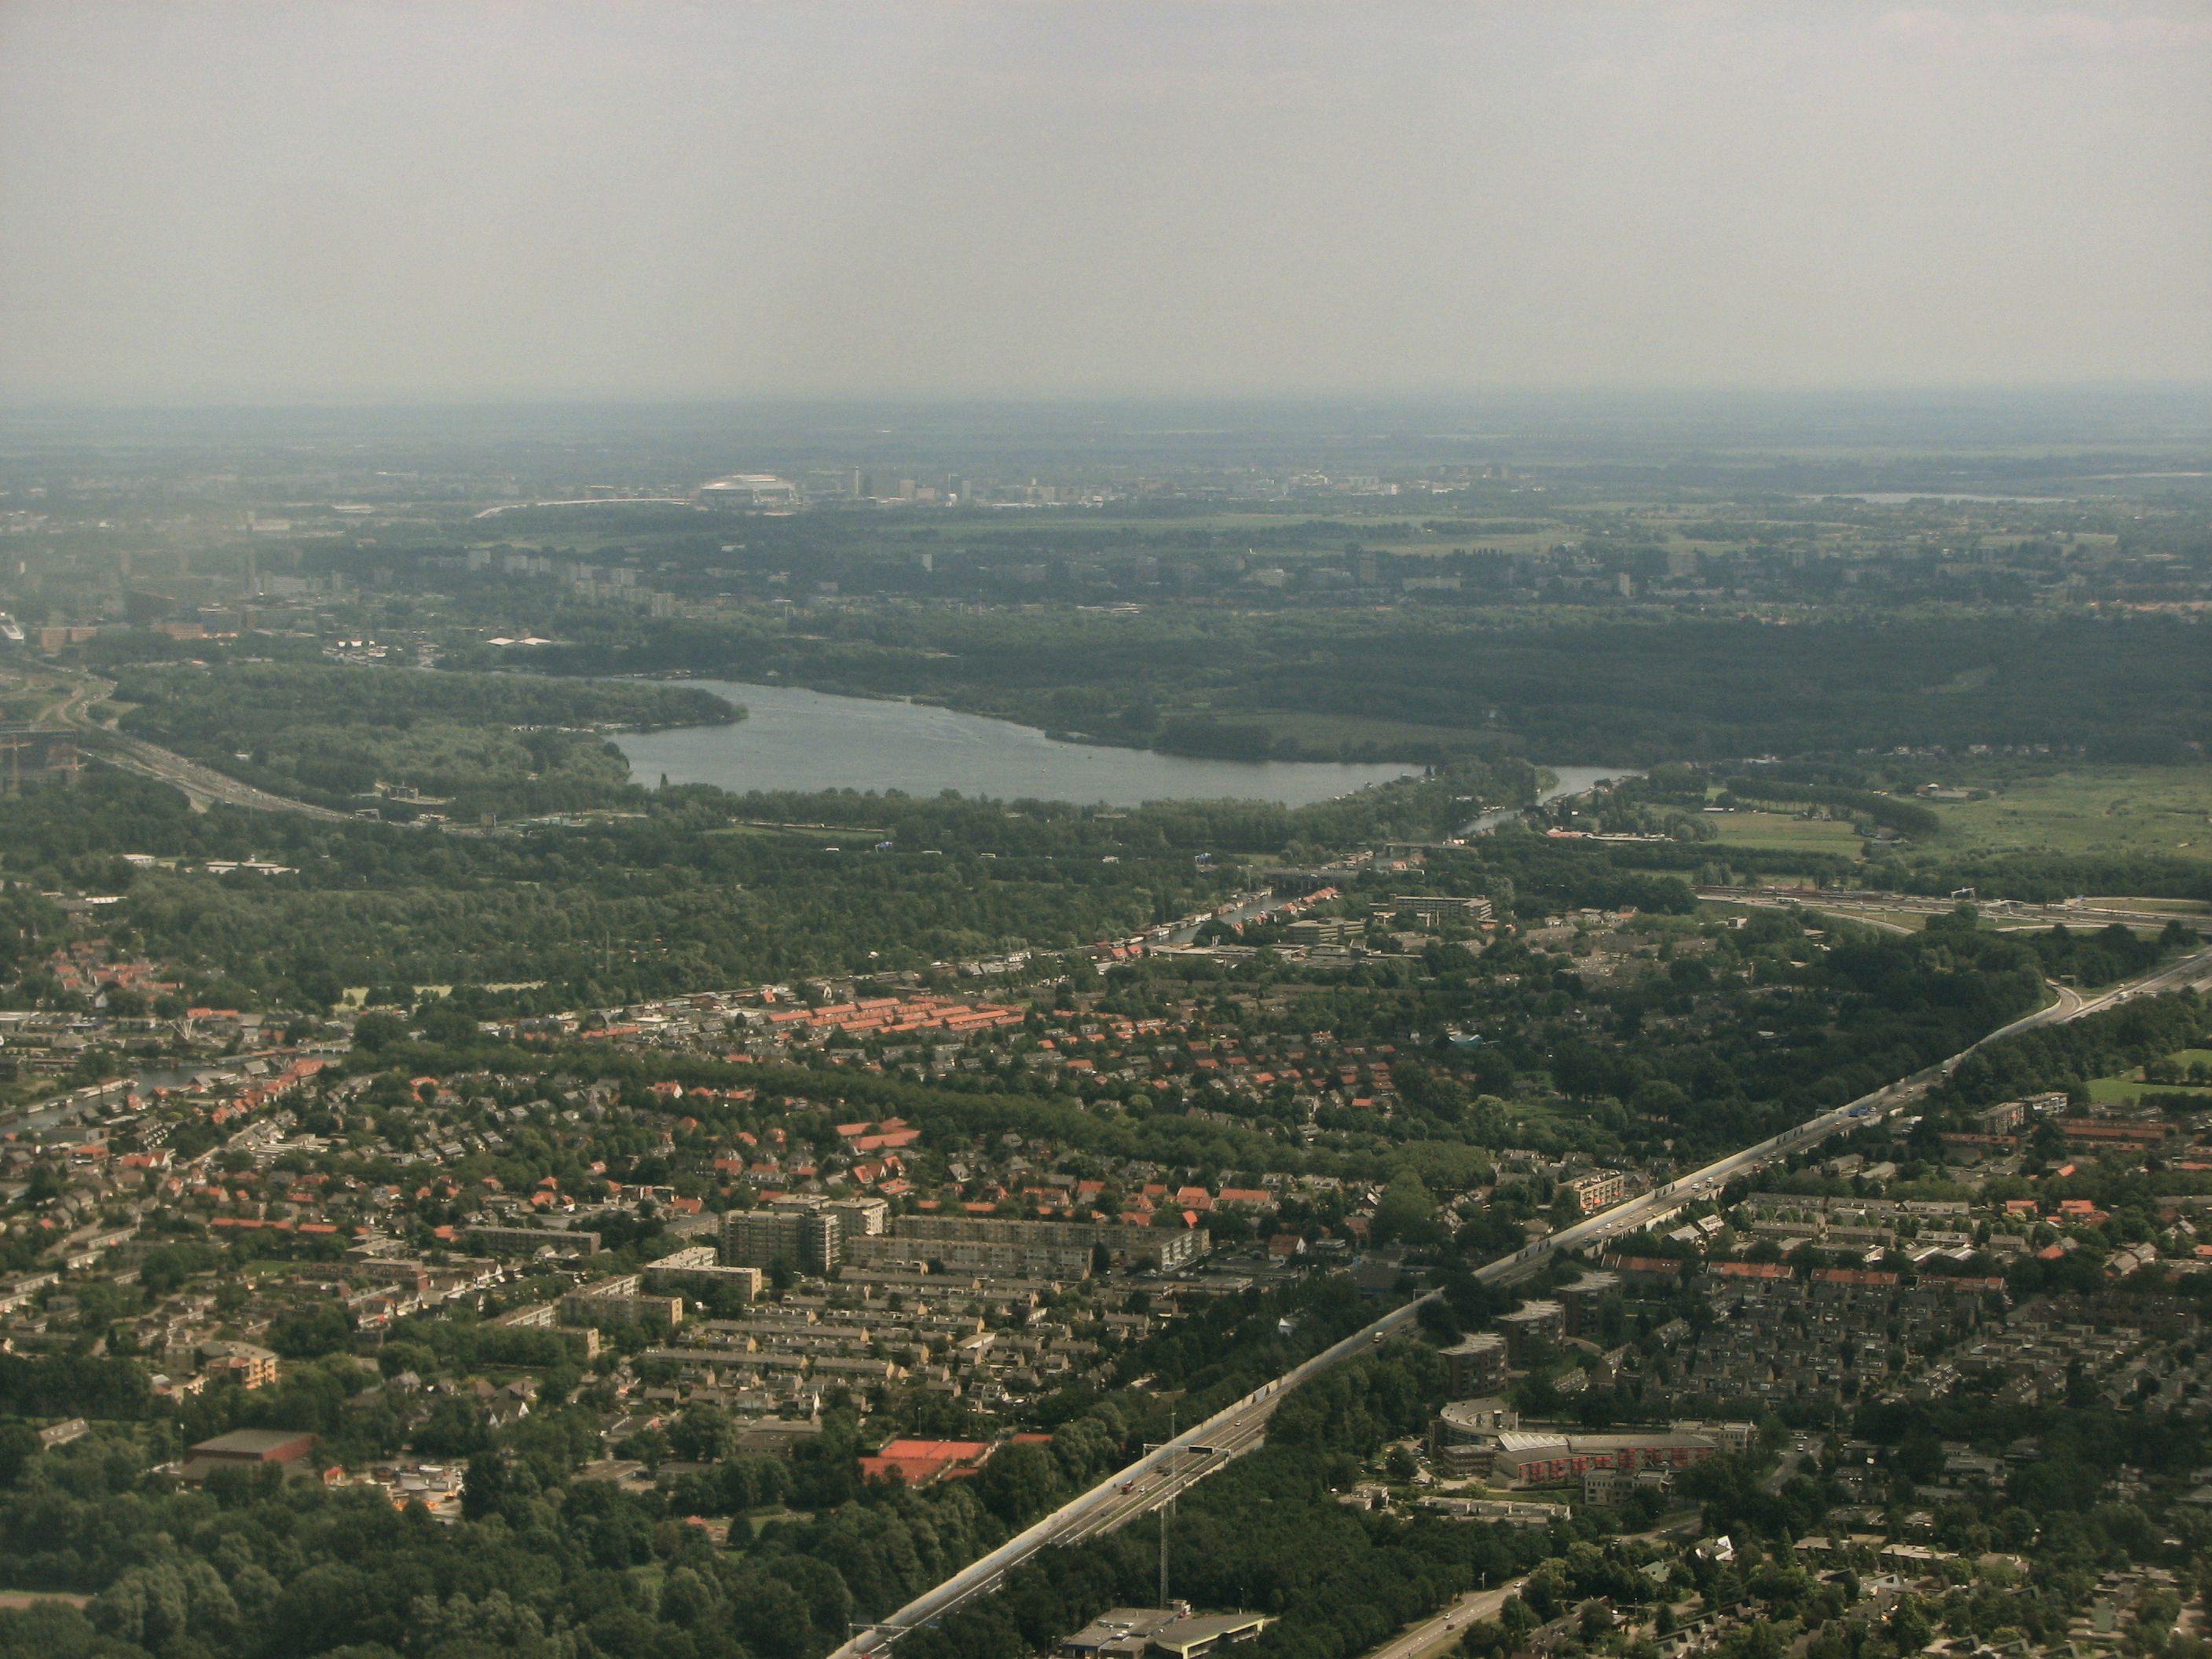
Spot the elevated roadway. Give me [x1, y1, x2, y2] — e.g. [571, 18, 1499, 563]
[1698, 884, 2212, 933]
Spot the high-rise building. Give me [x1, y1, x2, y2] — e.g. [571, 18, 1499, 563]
[720, 1208, 842, 1274]
[1439, 1331, 1507, 1397]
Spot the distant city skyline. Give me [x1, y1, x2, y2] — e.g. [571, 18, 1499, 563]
[2, 1, 2207, 403]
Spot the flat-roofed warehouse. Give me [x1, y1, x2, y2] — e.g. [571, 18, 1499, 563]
[179, 1429, 319, 1485]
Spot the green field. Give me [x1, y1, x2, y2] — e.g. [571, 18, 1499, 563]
[1701, 767, 2212, 881]
[2083, 1073, 2140, 1105]
[1924, 767, 2212, 862]
[2080, 1048, 2212, 1105]
[1708, 810, 1870, 857]
[1829, 906, 1934, 933]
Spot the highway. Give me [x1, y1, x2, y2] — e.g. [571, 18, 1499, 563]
[1053, 1400, 1276, 1544]
[87, 728, 357, 820]
[36, 672, 362, 821]
[1697, 884, 2212, 933]
[830, 933, 2212, 1657]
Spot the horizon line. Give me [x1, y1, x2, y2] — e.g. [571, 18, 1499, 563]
[5, 381, 2212, 416]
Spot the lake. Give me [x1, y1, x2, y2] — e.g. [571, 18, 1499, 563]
[613, 683, 1422, 806]
[615, 682, 1634, 810]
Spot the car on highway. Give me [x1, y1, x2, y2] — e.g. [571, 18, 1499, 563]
[1120, 1481, 1135, 1493]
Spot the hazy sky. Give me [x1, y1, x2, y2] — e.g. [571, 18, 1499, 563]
[3, 1, 2207, 401]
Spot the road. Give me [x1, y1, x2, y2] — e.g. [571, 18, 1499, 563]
[89, 729, 357, 820]
[1762, 1434, 1818, 1496]
[1698, 884, 2212, 933]
[1361, 1504, 1703, 1659]
[1452, 770, 1639, 840]
[1053, 1402, 1276, 1544]
[831, 933, 2212, 1657]
[36, 672, 357, 820]
[1369, 1583, 1520, 1659]
[35, 676, 104, 730]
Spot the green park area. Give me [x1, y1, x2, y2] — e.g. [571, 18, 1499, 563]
[2078, 1046, 2212, 1106]
[1705, 809, 1870, 859]
[1923, 766, 2212, 862]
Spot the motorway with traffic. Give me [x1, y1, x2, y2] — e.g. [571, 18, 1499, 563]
[91, 727, 357, 820]
[831, 932, 2212, 1657]
[1699, 883, 2212, 935]
[35, 672, 358, 819]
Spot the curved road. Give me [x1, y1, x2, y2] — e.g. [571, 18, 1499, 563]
[88, 728, 356, 820]
[38, 672, 355, 820]
[832, 934, 2212, 1656]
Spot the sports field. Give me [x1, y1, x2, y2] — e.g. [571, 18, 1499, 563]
[1706, 810, 1869, 858]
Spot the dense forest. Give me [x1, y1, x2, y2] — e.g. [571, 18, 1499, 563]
[0, 757, 1541, 1004]
[0, 761, 2193, 1045]
[1934, 987, 2209, 1111]
[108, 665, 738, 819]
[448, 608, 2212, 766]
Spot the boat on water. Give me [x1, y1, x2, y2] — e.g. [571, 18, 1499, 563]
[0, 613, 22, 645]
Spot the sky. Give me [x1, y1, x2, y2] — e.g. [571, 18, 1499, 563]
[2, 1, 2207, 402]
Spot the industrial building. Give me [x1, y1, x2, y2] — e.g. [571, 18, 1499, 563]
[1488, 1423, 1749, 1485]
[1061, 1607, 1273, 1658]
[179, 1430, 319, 1486]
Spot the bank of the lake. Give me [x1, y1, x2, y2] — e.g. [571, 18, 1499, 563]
[613, 683, 1426, 807]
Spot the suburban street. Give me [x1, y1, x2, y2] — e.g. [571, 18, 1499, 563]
[1367, 1582, 1520, 1659]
